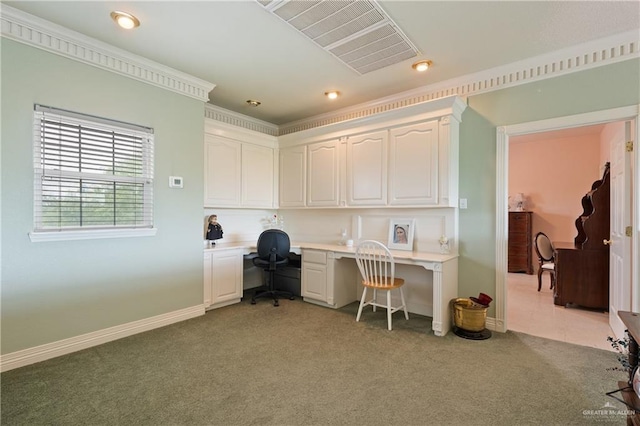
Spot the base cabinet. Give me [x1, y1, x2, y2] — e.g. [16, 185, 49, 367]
[301, 249, 357, 308]
[302, 249, 330, 303]
[204, 249, 243, 309]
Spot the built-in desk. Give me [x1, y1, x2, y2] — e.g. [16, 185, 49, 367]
[205, 241, 458, 336]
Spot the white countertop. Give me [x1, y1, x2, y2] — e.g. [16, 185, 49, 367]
[205, 240, 458, 263]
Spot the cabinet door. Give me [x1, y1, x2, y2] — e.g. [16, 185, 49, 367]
[279, 145, 306, 207]
[389, 121, 438, 205]
[204, 135, 241, 207]
[211, 250, 243, 304]
[242, 144, 274, 207]
[302, 263, 327, 302]
[347, 131, 388, 206]
[307, 140, 339, 207]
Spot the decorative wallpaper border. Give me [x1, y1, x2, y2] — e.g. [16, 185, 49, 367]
[0, 5, 215, 102]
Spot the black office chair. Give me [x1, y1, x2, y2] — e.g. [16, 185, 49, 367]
[251, 229, 295, 306]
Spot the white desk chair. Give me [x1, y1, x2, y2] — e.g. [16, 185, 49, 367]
[355, 240, 409, 330]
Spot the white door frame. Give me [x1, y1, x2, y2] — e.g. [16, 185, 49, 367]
[494, 105, 640, 333]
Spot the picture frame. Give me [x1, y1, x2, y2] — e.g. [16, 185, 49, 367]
[387, 218, 415, 251]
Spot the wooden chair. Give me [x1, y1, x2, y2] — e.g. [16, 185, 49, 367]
[534, 232, 556, 291]
[354, 240, 409, 330]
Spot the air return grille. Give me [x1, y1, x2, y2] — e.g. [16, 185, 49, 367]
[257, 0, 419, 74]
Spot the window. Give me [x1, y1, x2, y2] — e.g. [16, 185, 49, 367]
[30, 105, 155, 242]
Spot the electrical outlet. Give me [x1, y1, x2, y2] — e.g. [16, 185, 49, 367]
[459, 198, 468, 209]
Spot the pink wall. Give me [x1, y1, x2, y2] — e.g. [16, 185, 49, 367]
[509, 130, 605, 270]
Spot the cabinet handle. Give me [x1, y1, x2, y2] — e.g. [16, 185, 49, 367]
[603, 239, 612, 246]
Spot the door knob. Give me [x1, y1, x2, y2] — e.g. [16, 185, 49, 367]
[603, 239, 612, 246]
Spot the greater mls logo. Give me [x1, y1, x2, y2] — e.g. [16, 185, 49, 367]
[583, 401, 635, 422]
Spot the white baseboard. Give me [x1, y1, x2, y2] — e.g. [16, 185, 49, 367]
[485, 316, 505, 333]
[0, 304, 205, 372]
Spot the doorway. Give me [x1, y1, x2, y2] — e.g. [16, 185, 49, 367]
[495, 105, 640, 343]
[507, 125, 610, 348]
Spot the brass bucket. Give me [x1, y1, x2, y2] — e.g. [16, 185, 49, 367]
[452, 298, 488, 332]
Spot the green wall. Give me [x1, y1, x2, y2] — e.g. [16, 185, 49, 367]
[2, 37, 638, 353]
[1, 39, 206, 354]
[458, 58, 640, 314]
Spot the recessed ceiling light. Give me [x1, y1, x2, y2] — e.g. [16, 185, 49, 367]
[412, 60, 432, 72]
[110, 11, 140, 30]
[324, 91, 340, 100]
[246, 100, 261, 107]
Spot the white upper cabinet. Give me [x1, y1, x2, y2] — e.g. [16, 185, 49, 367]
[204, 134, 241, 207]
[204, 119, 278, 208]
[213, 96, 466, 210]
[279, 145, 306, 207]
[307, 140, 340, 207]
[389, 121, 439, 205]
[346, 130, 388, 206]
[242, 143, 274, 207]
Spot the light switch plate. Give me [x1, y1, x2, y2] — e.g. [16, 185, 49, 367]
[459, 198, 468, 209]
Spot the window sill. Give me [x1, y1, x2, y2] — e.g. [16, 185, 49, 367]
[29, 228, 158, 242]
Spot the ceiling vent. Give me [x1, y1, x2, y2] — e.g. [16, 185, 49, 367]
[256, 0, 419, 75]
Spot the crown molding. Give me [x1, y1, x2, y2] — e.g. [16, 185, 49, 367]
[278, 30, 639, 135]
[3, 3, 636, 132]
[204, 104, 279, 137]
[207, 29, 638, 135]
[278, 95, 466, 147]
[0, 5, 215, 102]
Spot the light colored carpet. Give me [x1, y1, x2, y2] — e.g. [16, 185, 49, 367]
[1, 296, 629, 425]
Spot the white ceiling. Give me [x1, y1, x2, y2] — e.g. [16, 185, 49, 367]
[3, 1, 640, 126]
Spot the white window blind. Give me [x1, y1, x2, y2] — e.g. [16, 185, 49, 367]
[32, 105, 154, 234]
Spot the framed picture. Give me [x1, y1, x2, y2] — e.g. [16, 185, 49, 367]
[387, 218, 415, 251]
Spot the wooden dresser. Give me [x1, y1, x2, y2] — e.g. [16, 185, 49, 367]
[553, 163, 609, 310]
[508, 211, 533, 274]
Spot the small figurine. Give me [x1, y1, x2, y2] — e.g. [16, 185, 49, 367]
[205, 214, 223, 244]
[439, 235, 450, 254]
